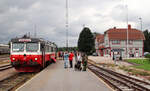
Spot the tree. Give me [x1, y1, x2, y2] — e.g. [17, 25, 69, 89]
[143, 30, 150, 52]
[58, 47, 78, 52]
[93, 32, 100, 39]
[78, 27, 94, 55]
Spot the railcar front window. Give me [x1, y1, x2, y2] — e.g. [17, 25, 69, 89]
[26, 43, 38, 52]
[12, 43, 24, 52]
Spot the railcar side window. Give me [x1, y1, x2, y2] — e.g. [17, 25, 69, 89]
[49, 47, 51, 52]
[26, 43, 38, 52]
[51, 47, 54, 52]
[12, 43, 24, 52]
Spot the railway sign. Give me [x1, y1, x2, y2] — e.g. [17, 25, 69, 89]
[19, 39, 31, 42]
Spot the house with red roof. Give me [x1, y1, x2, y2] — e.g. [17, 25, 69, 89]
[95, 34, 104, 56]
[95, 24, 145, 58]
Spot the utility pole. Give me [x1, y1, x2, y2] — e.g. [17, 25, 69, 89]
[139, 17, 142, 31]
[139, 17, 143, 57]
[122, 0, 129, 58]
[66, 0, 69, 51]
[34, 24, 37, 38]
[126, 5, 129, 58]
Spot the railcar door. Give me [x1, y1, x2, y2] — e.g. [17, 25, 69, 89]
[41, 43, 45, 68]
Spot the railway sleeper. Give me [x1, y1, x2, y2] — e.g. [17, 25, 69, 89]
[89, 66, 143, 91]
[89, 68, 123, 91]
[0, 65, 12, 71]
[95, 63, 150, 86]
[89, 64, 150, 91]
[104, 70, 150, 90]
[105, 69, 150, 87]
[89, 67, 132, 91]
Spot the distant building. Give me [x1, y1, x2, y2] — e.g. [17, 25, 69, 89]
[0, 44, 9, 54]
[95, 34, 104, 56]
[95, 25, 145, 58]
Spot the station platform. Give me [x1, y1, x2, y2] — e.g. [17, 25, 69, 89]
[16, 60, 112, 91]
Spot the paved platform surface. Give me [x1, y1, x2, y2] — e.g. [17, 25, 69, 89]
[17, 60, 112, 91]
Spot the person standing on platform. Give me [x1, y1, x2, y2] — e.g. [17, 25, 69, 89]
[64, 52, 69, 68]
[69, 52, 74, 68]
[62, 52, 64, 60]
[77, 53, 82, 62]
[82, 53, 88, 71]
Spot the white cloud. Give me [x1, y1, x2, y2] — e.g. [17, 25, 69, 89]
[0, 0, 149, 46]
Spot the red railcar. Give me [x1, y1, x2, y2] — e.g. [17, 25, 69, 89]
[10, 36, 57, 72]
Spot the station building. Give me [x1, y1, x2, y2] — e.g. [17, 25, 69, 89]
[95, 25, 145, 58]
[0, 44, 9, 54]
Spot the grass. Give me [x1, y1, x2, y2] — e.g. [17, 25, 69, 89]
[126, 59, 150, 71]
[119, 66, 150, 76]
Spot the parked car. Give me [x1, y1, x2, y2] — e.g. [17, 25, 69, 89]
[92, 53, 98, 56]
[144, 52, 150, 56]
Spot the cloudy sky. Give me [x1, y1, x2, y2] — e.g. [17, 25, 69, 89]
[0, 0, 149, 47]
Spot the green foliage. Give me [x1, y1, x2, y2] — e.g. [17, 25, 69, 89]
[93, 32, 100, 38]
[143, 30, 150, 52]
[58, 47, 78, 52]
[145, 54, 150, 58]
[145, 54, 150, 62]
[127, 59, 150, 71]
[127, 59, 149, 64]
[78, 27, 95, 55]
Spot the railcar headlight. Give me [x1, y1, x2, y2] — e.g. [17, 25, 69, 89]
[35, 58, 38, 60]
[12, 58, 15, 60]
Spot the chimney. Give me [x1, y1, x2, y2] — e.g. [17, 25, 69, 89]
[128, 24, 131, 30]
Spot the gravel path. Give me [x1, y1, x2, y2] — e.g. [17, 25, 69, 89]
[88, 56, 132, 66]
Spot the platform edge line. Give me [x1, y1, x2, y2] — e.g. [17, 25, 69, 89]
[15, 67, 49, 91]
[87, 69, 115, 91]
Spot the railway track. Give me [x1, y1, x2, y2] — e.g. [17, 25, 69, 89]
[88, 61, 150, 91]
[0, 72, 37, 91]
[0, 64, 13, 71]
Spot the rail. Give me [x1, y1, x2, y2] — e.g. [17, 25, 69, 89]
[0, 64, 12, 71]
[88, 60, 150, 91]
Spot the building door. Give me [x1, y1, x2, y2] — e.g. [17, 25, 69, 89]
[136, 52, 139, 57]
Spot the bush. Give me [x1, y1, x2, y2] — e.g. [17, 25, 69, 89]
[145, 54, 150, 58]
[145, 54, 150, 62]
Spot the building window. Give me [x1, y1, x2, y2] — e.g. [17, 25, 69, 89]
[106, 50, 109, 54]
[106, 40, 108, 45]
[129, 40, 133, 44]
[112, 40, 120, 44]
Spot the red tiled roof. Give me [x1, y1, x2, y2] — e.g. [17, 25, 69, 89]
[96, 34, 104, 43]
[105, 25, 145, 40]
